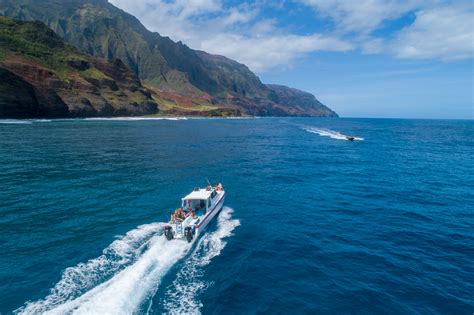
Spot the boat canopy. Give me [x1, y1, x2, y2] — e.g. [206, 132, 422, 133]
[182, 189, 212, 201]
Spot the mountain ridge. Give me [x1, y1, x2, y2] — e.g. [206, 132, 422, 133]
[0, 0, 338, 117]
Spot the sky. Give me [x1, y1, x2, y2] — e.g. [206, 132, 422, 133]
[109, 0, 473, 118]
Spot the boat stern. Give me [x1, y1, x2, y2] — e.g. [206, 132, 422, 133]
[164, 221, 196, 243]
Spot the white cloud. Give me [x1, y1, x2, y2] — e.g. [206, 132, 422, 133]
[109, 0, 474, 73]
[392, 5, 474, 61]
[109, 0, 352, 73]
[298, 0, 424, 34]
[110, 0, 222, 41]
[299, 0, 474, 62]
[200, 33, 352, 72]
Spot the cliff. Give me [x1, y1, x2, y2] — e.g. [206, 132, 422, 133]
[0, 17, 157, 118]
[0, 0, 338, 117]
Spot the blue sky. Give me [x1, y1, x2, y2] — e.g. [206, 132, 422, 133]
[110, 0, 473, 118]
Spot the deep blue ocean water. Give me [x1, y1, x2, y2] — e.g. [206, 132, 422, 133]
[0, 117, 472, 314]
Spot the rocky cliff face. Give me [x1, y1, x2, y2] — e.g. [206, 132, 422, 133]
[0, 0, 338, 117]
[0, 68, 47, 118]
[0, 17, 157, 118]
[267, 85, 338, 117]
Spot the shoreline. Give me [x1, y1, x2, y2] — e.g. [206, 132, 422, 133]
[1, 117, 471, 123]
[0, 115, 341, 122]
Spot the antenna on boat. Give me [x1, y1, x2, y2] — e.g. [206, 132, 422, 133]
[206, 178, 212, 189]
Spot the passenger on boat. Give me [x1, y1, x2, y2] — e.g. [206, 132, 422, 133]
[216, 183, 223, 191]
[190, 210, 197, 219]
[174, 208, 185, 221]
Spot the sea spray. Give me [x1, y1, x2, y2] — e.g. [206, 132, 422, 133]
[163, 207, 240, 314]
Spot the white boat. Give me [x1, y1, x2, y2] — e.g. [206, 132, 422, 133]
[164, 183, 225, 242]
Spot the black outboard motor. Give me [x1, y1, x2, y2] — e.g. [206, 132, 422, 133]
[164, 226, 173, 240]
[184, 226, 194, 243]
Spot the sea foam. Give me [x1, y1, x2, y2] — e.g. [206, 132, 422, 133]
[163, 207, 240, 314]
[16, 222, 166, 314]
[0, 119, 32, 124]
[16, 208, 238, 315]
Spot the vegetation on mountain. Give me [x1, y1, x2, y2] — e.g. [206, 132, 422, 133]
[0, 0, 338, 117]
[0, 16, 157, 118]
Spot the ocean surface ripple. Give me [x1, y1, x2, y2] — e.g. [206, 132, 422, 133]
[0, 117, 472, 314]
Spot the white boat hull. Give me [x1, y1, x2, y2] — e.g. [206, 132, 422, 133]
[195, 193, 225, 236]
[166, 189, 225, 242]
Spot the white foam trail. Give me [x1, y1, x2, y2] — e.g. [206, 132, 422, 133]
[163, 207, 240, 314]
[17, 208, 239, 315]
[16, 222, 166, 314]
[303, 127, 364, 141]
[44, 237, 191, 315]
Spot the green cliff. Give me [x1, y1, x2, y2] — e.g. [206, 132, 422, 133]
[0, 0, 338, 117]
[0, 16, 157, 118]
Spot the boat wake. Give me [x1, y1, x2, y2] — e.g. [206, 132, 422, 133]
[163, 207, 240, 314]
[303, 127, 364, 141]
[16, 207, 238, 315]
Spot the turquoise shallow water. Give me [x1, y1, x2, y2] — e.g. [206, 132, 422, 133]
[0, 117, 473, 314]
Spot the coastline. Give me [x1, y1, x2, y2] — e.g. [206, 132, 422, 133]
[0, 115, 341, 122]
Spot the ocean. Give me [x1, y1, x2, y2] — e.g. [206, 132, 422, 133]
[0, 117, 472, 314]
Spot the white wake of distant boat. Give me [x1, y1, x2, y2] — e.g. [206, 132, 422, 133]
[16, 207, 239, 315]
[304, 127, 364, 141]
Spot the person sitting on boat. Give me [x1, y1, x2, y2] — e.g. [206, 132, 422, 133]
[216, 183, 223, 191]
[174, 208, 185, 221]
[169, 213, 175, 223]
[170, 211, 181, 223]
[190, 210, 197, 219]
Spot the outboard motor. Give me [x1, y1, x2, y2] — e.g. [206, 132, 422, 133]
[184, 226, 194, 243]
[164, 226, 173, 240]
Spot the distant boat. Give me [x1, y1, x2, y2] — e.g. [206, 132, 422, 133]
[164, 183, 225, 242]
[346, 136, 355, 141]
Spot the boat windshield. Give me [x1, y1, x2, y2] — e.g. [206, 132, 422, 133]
[184, 199, 207, 211]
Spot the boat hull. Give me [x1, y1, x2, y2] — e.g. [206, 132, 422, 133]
[167, 190, 225, 241]
[195, 193, 225, 236]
